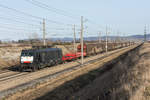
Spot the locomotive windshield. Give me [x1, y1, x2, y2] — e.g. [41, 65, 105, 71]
[21, 51, 33, 56]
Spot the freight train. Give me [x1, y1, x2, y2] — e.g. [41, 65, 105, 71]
[20, 42, 133, 71]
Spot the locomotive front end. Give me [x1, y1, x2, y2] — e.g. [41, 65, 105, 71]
[20, 50, 34, 71]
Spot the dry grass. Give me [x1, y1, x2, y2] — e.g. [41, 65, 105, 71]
[93, 43, 150, 100]
[129, 43, 150, 100]
[0, 44, 75, 69]
[29, 43, 150, 100]
[0, 46, 31, 69]
[92, 43, 150, 100]
[6, 45, 137, 100]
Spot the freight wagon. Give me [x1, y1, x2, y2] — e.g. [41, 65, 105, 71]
[76, 42, 132, 57]
[77, 43, 105, 56]
[76, 42, 122, 56]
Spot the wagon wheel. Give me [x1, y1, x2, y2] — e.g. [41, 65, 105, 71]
[94, 47, 97, 55]
[38, 64, 41, 70]
[19, 66, 23, 72]
[32, 66, 37, 72]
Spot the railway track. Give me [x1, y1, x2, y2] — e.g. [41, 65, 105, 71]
[0, 72, 28, 82]
[0, 44, 141, 99]
[0, 70, 10, 74]
[0, 71, 20, 79]
[0, 69, 29, 83]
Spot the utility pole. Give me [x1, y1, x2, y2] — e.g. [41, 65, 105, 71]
[144, 25, 147, 42]
[73, 24, 76, 53]
[80, 16, 84, 65]
[99, 31, 101, 43]
[43, 19, 46, 46]
[117, 31, 120, 42]
[123, 33, 126, 42]
[105, 26, 108, 53]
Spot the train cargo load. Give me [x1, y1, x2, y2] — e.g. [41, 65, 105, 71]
[62, 53, 78, 61]
[77, 43, 104, 56]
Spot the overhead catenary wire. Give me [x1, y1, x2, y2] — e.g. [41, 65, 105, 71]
[0, 17, 70, 31]
[0, 22, 38, 29]
[0, 3, 75, 26]
[0, 12, 42, 24]
[25, 0, 80, 20]
[46, 27, 81, 31]
[0, 29, 36, 38]
[0, 30, 31, 36]
[0, 25, 39, 31]
[0, 16, 78, 32]
[86, 18, 105, 29]
[0, 21, 77, 36]
[80, 18, 105, 37]
[0, 16, 41, 27]
[0, 2, 105, 40]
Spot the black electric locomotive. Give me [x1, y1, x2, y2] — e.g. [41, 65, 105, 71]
[20, 48, 63, 71]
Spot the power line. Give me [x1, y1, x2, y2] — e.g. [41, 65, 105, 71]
[0, 25, 39, 31]
[46, 27, 80, 31]
[0, 30, 30, 36]
[0, 3, 73, 25]
[0, 12, 41, 24]
[0, 14, 42, 28]
[0, 16, 41, 27]
[25, 0, 80, 20]
[0, 22, 38, 29]
[0, 17, 75, 32]
[144, 24, 147, 42]
[86, 18, 104, 28]
[85, 18, 106, 33]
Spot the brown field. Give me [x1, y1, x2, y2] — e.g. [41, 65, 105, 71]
[0, 45, 31, 69]
[6, 43, 150, 100]
[0, 43, 75, 69]
[1, 43, 148, 100]
[60, 42, 150, 100]
[3, 44, 138, 100]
